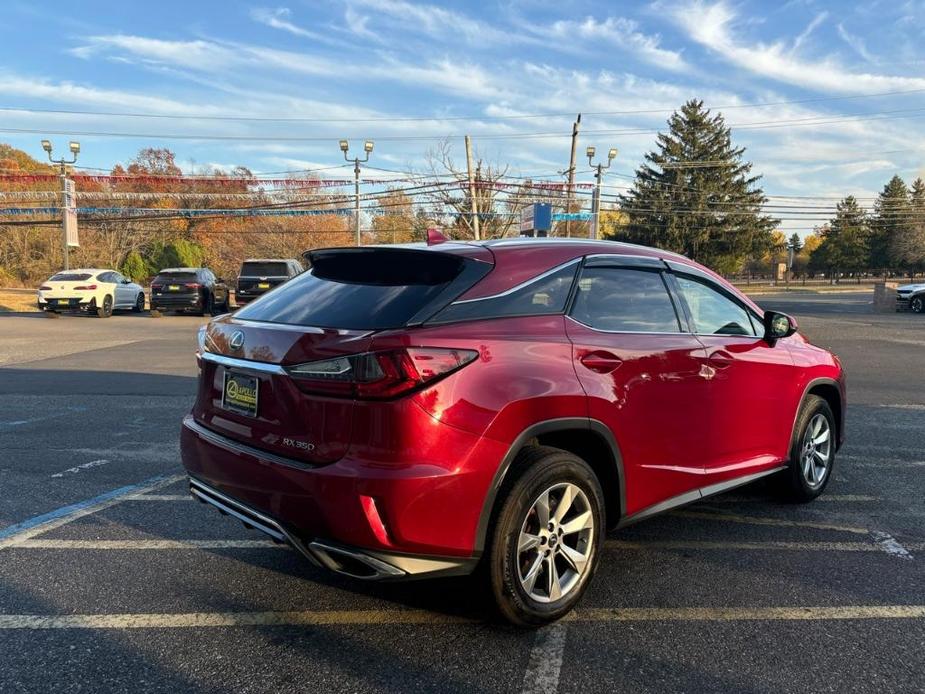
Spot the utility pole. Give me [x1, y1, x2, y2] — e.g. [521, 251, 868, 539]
[786, 242, 795, 292]
[41, 139, 80, 270]
[340, 139, 374, 246]
[565, 114, 581, 238]
[586, 145, 617, 240]
[464, 135, 480, 240]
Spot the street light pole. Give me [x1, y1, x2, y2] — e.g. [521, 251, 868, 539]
[340, 139, 374, 246]
[586, 145, 617, 240]
[41, 139, 80, 270]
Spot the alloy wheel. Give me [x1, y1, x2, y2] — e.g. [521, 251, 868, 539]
[517, 482, 594, 603]
[801, 413, 832, 488]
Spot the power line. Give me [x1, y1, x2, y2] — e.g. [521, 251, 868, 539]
[2, 87, 924, 123]
[4, 106, 925, 143]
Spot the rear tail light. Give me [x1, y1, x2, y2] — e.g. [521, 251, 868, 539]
[74, 284, 97, 290]
[39, 285, 51, 290]
[151, 283, 162, 290]
[287, 347, 478, 400]
[185, 283, 201, 289]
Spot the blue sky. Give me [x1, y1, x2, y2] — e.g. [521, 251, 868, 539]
[1, 0, 924, 234]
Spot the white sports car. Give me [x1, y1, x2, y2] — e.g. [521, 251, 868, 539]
[37, 268, 146, 317]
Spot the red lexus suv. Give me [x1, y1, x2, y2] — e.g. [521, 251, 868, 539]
[181, 238, 845, 625]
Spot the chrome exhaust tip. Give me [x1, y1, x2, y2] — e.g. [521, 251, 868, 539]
[308, 541, 405, 580]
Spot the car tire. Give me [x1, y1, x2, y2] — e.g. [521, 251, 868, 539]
[133, 293, 145, 313]
[911, 296, 924, 314]
[779, 395, 836, 502]
[487, 446, 605, 627]
[96, 294, 113, 318]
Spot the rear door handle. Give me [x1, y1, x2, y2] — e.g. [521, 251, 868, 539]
[580, 351, 623, 374]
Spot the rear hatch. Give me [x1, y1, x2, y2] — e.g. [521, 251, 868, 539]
[152, 271, 199, 300]
[237, 261, 291, 297]
[194, 245, 493, 466]
[40, 272, 97, 302]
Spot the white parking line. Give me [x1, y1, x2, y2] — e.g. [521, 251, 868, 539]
[51, 459, 109, 478]
[1, 605, 922, 630]
[710, 494, 880, 503]
[13, 539, 286, 550]
[605, 540, 925, 552]
[124, 494, 192, 501]
[0, 474, 186, 550]
[671, 510, 870, 534]
[870, 531, 914, 561]
[520, 623, 567, 694]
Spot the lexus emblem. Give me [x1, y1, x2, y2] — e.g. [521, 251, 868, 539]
[229, 331, 245, 350]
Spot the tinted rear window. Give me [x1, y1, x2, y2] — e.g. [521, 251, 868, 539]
[235, 249, 477, 329]
[155, 272, 198, 282]
[240, 262, 291, 277]
[49, 273, 92, 281]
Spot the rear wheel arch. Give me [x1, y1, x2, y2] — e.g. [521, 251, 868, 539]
[474, 418, 624, 555]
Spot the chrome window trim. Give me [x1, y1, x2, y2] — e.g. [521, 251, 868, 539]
[200, 350, 287, 375]
[565, 315, 691, 336]
[449, 258, 581, 305]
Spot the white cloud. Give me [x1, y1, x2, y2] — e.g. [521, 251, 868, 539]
[836, 23, 876, 63]
[539, 16, 688, 72]
[344, 7, 378, 40]
[0, 72, 223, 115]
[664, 0, 925, 92]
[347, 0, 538, 46]
[792, 11, 827, 53]
[251, 8, 317, 38]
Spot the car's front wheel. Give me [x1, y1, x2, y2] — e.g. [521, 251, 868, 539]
[780, 394, 835, 501]
[488, 446, 604, 627]
[911, 296, 924, 313]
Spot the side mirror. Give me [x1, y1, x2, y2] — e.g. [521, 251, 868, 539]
[763, 311, 797, 342]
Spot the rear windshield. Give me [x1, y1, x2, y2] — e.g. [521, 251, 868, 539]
[240, 261, 291, 277]
[235, 248, 480, 329]
[155, 272, 198, 282]
[49, 273, 92, 282]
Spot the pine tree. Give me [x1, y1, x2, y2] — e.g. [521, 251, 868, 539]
[613, 100, 777, 273]
[891, 177, 925, 275]
[809, 196, 870, 280]
[788, 233, 803, 254]
[870, 175, 910, 271]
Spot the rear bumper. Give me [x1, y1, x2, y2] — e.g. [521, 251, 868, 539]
[38, 297, 94, 311]
[188, 477, 473, 579]
[151, 294, 202, 309]
[180, 414, 496, 579]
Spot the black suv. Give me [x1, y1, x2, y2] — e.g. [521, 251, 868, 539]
[234, 258, 303, 305]
[150, 268, 231, 315]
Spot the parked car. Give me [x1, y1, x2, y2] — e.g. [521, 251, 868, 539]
[896, 282, 925, 313]
[180, 239, 845, 626]
[37, 268, 145, 317]
[150, 267, 230, 316]
[234, 258, 303, 306]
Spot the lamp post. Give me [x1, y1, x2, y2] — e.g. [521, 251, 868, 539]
[586, 145, 617, 240]
[42, 139, 80, 270]
[340, 139, 374, 246]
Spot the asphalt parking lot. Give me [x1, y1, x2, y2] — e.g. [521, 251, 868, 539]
[1, 293, 923, 693]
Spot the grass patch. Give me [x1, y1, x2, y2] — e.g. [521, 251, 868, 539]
[0, 289, 38, 313]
